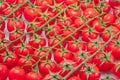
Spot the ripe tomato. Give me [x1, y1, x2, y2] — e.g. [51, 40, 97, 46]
[14, 43, 34, 56]
[29, 35, 46, 48]
[24, 6, 41, 22]
[33, 48, 51, 61]
[0, 17, 5, 31]
[87, 40, 103, 54]
[113, 7, 120, 17]
[36, 0, 53, 11]
[80, 2, 93, 10]
[59, 60, 78, 77]
[93, 53, 115, 72]
[56, 0, 63, 3]
[48, 38, 62, 50]
[103, 14, 116, 23]
[25, 72, 42, 80]
[0, 32, 5, 39]
[74, 18, 86, 28]
[68, 76, 81, 80]
[101, 26, 119, 42]
[109, 0, 120, 7]
[8, 67, 25, 80]
[90, 19, 105, 32]
[44, 73, 60, 80]
[79, 64, 101, 80]
[0, 64, 9, 80]
[103, 2, 111, 13]
[0, 40, 14, 53]
[67, 41, 79, 52]
[0, 2, 8, 14]
[112, 61, 120, 78]
[61, 26, 79, 40]
[7, 18, 25, 32]
[65, 0, 77, 5]
[38, 61, 58, 76]
[67, 8, 81, 20]
[27, 21, 42, 36]
[4, 5, 22, 18]
[45, 24, 62, 38]
[9, 32, 26, 45]
[4, 0, 16, 4]
[0, 52, 18, 69]
[17, 57, 34, 72]
[84, 8, 99, 18]
[81, 26, 98, 42]
[106, 41, 120, 59]
[54, 49, 73, 63]
[57, 16, 73, 26]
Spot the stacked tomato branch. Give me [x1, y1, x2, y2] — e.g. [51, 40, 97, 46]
[0, 0, 120, 80]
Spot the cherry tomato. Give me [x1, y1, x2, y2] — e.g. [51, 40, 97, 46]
[0, 64, 9, 80]
[8, 67, 25, 80]
[25, 72, 42, 80]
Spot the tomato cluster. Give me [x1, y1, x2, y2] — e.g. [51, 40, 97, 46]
[0, 0, 120, 80]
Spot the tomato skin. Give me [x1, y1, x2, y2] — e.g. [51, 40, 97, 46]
[103, 2, 111, 13]
[36, 0, 53, 11]
[68, 76, 81, 80]
[0, 17, 5, 31]
[0, 32, 5, 39]
[25, 72, 42, 80]
[38, 61, 58, 76]
[24, 7, 41, 22]
[29, 36, 46, 48]
[67, 42, 79, 52]
[67, 8, 81, 20]
[91, 19, 105, 32]
[9, 32, 26, 45]
[15, 47, 31, 57]
[101, 26, 119, 42]
[4, 6, 22, 18]
[84, 8, 99, 18]
[103, 14, 116, 23]
[17, 57, 34, 72]
[106, 42, 120, 59]
[81, 27, 98, 42]
[27, 21, 42, 36]
[109, 0, 120, 7]
[4, 0, 16, 4]
[61, 27, 79, 40]
[0, 41, 14, 53]
[74, 18, 86, 28]
[57, 17, 73, 26]
[0, 3, 8, 14]
[33, 48, 51, 61]
[56, 0, 63, 3]
[59, 60, 79, 78]
[45, 24, 63, 38]
[80, 2, 93, 10]
[7, 19, 25, 32]
[8, 67, 25, 80]
[112, 61, 120, 78]
[0, 52, 18, 69]
[65, 0, 77, 5]
[93, 53, 115, 72]
[54, 50, 73, 63]
[79, 65, 101, 80]
[0, 64, 9, 80]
